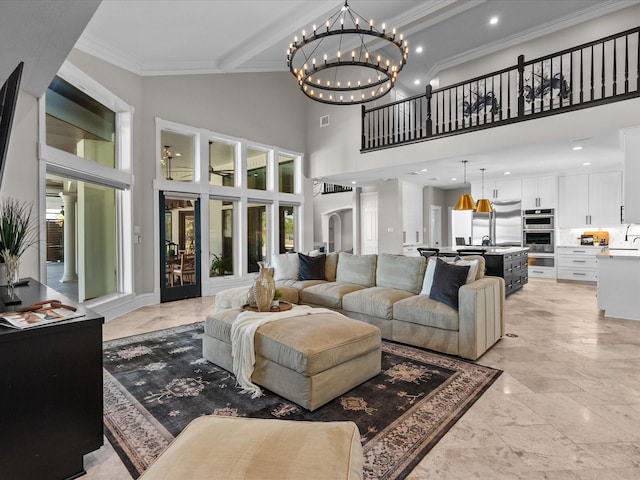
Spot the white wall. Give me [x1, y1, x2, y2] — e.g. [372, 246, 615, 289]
[1, 91, 40, 280]
[376, 179, 403, 254]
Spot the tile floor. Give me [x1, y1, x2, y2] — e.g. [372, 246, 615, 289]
[82, 278, 640, 479]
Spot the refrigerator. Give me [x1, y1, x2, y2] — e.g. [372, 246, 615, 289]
[472, 200, 522, 246]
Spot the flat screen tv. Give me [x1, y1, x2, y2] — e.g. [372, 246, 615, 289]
[0, 62, 24, 189]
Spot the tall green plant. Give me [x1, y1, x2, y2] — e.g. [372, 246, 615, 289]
[0, 198, 38, 261]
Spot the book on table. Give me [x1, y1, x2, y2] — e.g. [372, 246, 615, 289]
[0, 307, 84, 330]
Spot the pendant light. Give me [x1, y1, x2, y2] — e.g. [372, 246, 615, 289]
[454, 160, 476, 210]
[475, 168, 493, 213]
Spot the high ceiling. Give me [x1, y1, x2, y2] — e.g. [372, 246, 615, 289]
[77, 0, 626, 96]
[72, 0, 639, 188]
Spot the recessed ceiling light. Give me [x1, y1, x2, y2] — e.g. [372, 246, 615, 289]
[582, 162, 591, 166]
[490, 16, 499, 25]
[351, 181, 356, 184]
[415, 46, 423, 53]
[451, 177, 457, 181]
[414, 79, 421, 85]
[504, 171, 511, 175]
[175, 152, 182, 157]
[420, 168, 428, 172]
[573, 146, 583, 151]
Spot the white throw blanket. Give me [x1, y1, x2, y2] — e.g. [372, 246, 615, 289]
[230, 305, 341, 398]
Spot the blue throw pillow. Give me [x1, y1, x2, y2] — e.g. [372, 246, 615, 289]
[429, 258, 470, 310]
[298, 253, 326, 280]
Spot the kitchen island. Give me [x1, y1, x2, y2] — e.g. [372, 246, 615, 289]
[597, 247, 640, 321]
[439, 246, 529, 296]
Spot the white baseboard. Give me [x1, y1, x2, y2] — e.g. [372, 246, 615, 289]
[92, 293, 156, 322]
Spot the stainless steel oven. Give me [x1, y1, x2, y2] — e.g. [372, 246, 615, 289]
[523, 229, 555, 253]
[523, 209, 554, 229]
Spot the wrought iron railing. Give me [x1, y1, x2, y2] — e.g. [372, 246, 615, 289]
[362, 26, 640, 152]
[322, 183, 353, 194]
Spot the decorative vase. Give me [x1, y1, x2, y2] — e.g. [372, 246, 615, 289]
[253, 261, 275, 312]
[4, 252, 19, 300]
[246, 285, 257, 308]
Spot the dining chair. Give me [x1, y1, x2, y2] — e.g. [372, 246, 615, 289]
[172, 253, 196, 286]
[417, 247, 440, 258]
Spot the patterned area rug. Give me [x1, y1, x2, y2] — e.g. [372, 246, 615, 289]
[103, 322, 501, 479]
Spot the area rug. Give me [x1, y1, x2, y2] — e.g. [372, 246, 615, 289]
[103, 322, 501, 479]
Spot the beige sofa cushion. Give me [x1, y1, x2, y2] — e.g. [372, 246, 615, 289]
[376, 253, 426, 294]
[392, 294, 459, 331]
[139, 416, 363, 480]
[276, 279, 327, 291]
[342, 287, 415, 319]
[300, 282, 367, 309]
[336, 252, 377, 286]
[325, 252, 339, 281]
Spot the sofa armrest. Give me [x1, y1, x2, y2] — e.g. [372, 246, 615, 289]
[457, 276, 505, 360]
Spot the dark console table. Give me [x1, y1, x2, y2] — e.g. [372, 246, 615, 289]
[0, 279, 104, 480]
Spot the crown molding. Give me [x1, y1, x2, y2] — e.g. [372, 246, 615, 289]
[74, 32, 144, 76]
[425, 0, 640, 83]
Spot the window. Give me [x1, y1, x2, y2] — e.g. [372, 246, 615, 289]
[279, 205, 296, 253]
[157, 118, 303, 286]
[247, 202, 268, 272]
[45, 75, 116, 168]
[278, 154, 295, 193]
[41, 62, 133, 308]
[160, 130, 194, 182]
[209, 198, 234, 277]
[209, 141, 235, 187]
[247, 148, 267, 190]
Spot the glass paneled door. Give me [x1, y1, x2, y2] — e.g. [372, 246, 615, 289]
[160, 191, 201, 302]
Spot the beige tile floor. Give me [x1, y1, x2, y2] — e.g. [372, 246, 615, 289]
[82, 278, 640, 479]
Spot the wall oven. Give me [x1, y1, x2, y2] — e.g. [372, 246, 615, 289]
[523, 230, 555, 253]
[523, 209, 554, 229]
[523, 209, 555, 253]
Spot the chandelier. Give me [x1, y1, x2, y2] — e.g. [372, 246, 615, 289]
[286, 1, 409, 105]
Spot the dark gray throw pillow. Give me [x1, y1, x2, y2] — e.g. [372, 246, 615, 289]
[429, 258, 470, 310]
[298, 253, 326, 280]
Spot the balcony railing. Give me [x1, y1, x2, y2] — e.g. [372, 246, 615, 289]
[362, 26, 640, 152]
[322, 183, 353, 194]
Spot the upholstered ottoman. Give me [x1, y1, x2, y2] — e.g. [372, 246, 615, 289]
[139, 416, 363, 480]
[203, 307, 381, 411]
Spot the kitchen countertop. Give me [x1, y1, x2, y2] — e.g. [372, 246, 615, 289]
[440, 246, 529, 255]
[597, 247, 640, 259]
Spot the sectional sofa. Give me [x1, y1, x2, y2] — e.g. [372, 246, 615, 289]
[215, 252, 505, 360]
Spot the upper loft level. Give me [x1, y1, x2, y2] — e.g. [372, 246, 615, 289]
[361, 26, 640, 153]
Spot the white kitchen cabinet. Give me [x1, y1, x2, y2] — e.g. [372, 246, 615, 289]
[623, 127, 640, 224]
[558, 171, 622, 228]
[489, 178, 522, 202]
[401, 181, 423, 245]
[522, 176, 557, 210]
[472, 179, 521, 202]
[557, 246, 600, 283]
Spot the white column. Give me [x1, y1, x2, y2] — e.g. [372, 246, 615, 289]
[59, 192, 78, 282]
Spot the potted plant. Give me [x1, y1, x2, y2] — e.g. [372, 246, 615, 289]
[272, 288, 283, 308]
[0, 198, 38, 295]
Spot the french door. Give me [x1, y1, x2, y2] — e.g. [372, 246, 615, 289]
[159, 191, 201, 302]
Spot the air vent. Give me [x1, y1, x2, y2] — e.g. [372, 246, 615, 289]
[320, 115, 330, 127]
